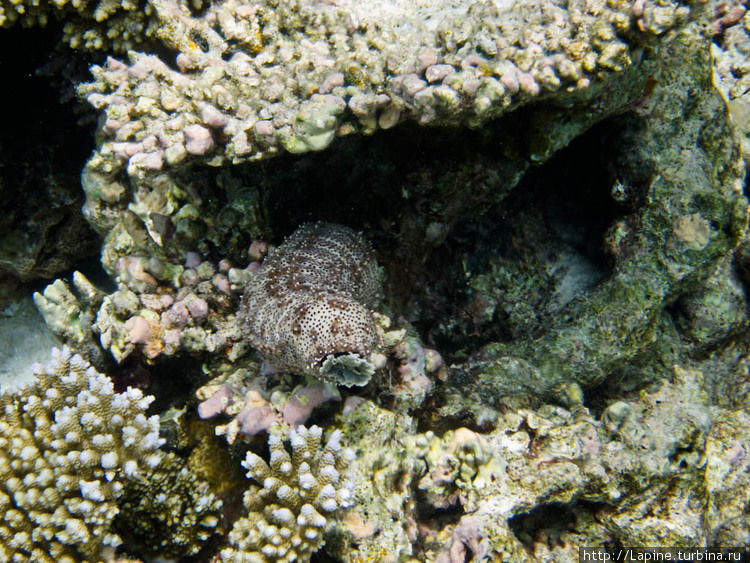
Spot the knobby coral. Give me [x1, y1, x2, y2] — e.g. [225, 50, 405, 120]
[223, 425, 355, 562]
[240, 222, 382, 386]
[0, 346, 164, 562]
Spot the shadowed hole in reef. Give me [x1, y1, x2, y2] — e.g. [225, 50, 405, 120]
[310, 552, 343, 562]
[0, 26, 101, 298]
[508, 500, 611, 553]
[413, 115, 635, 358]
[227, 111, 640, 357]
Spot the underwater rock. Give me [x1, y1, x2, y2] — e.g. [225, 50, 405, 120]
[331, 364, 750, 561]
[674, 257, 748, 348]
[460, 20, 748, 398]
[240, 222, 382, 386]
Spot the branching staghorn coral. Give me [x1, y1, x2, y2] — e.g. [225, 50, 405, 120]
[223, 425, 355, 563]
[0, 346, 164, 562]
[240, 222, 382, 386]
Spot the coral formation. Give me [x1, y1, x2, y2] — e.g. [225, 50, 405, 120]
[113, 451, 222, 559]
[331, 364, 750, 561]
[33, 272, 106, 366]
[63, 0, 706, 302]
[55, 0, 743, 407]
[0, 346, 164, 562]
[223, 425, 355, 562]
[0, 0, 161, 51]
[76, 0, 692, 185]
[674, 257, 748, 348]
[5, 0, 750, 558]
[460, 21, 747, 398]
[712, 4, 750, 168]
[240, 222, 382, 386]
[197, 365, 341, 444]
[35, 252, 253, 365]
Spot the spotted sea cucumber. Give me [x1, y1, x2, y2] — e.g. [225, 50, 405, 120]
[240, 222, 382, 386]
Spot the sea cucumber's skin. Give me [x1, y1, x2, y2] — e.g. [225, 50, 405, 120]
[240, 222, 381, 385]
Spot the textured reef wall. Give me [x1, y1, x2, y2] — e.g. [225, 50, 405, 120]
[2, 0, 750, 560]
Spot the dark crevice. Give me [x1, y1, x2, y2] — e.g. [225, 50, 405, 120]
[508, 500, 611, 552]
[411, 115, 636, 359]
[0, 25, 100, 302]
[238, 112, 640, 363]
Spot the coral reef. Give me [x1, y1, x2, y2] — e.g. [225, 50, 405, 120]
[712, 4, 750, 168]
[76, 0, 692, 185]
[240, 222, 382, 386]
[460, 19, 747, 398]
[197, 365, 341, 444]
[35, 253, 252, 365]
[223, 425, 355, 562]
[4, 0, 750, 559]
[113, 451, 222, 559]
[0, 346, 164, 562]
[331, 364, 750, 561]
[197, 315, 444, 444]
[33, 272, 106, 366]
[67, 0, 708, 314]
[0, 0, 161, 51]
[52, 0, 743, 406]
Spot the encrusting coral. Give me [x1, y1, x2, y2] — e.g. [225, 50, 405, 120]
[196, 364, 342, 444]
[0, 0, 166, 51]
[0, 346, 164, 562]
[223, 425, 355, 563]
[331, 364, 750, 561]
[240, 222, 382, 386]
[74, 0, 694, 186]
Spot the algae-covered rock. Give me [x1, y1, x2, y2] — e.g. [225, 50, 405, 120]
[331, 365, 750, 560]
[461, 21, 747, 398]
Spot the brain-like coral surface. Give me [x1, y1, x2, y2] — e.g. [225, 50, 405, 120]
[240, 222, 381, 385]
[223, 425, 355, 562]
[0, 346, 164, 562]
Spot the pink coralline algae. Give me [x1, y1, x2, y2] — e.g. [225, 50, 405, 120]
[183, 124, 214, 155]
[197, 375, 341, 444]
[239, 222, 382, 386]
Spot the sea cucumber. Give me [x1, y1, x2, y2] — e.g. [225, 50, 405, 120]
[239, 222, 381, 386]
